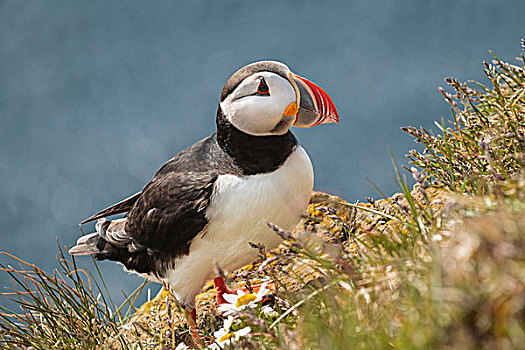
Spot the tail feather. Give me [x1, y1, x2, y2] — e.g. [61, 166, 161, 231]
[69, 218, 162, 277]
[69, 218, 113, 256]
[68, 232, 101, 255]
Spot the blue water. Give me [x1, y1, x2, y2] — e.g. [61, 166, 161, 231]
[1, 0, 524, 307]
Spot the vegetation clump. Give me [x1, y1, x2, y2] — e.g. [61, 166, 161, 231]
[1, 41, 524, 349]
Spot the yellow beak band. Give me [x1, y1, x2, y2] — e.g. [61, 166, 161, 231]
[285, 71, 301, 118]
[284, 102, 298, 117]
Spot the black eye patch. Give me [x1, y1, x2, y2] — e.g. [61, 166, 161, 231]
[256, 77, 270, 96]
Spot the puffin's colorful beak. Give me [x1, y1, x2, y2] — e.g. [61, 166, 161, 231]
[287, 73, 339, 128]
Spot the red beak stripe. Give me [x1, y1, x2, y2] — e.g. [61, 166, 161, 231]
[294, 75, 339, 125]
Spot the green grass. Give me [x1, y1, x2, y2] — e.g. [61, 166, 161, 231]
[1, 41, 524, 349]
[289, 42, 525, 350]
[0, 243, 147, 349]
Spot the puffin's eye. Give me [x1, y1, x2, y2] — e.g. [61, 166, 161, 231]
[256, 77, 270, 96]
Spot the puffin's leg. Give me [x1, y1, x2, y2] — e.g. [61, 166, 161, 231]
[188, 308, 197, 323]
[184, 306, 197, 325]
[184, 306, 207, 347]
[213, 276, 233, 305]
[160, 282, 207, 347]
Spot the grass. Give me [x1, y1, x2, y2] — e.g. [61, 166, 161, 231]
[1, 41, 524, 349]
[0, 243, 148, 349]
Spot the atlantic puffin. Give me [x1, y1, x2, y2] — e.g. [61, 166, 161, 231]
[69, 61, 339, 319]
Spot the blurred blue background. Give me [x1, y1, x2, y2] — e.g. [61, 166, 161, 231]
[1, 1, 524, 305]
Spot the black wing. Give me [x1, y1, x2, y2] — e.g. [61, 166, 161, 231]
[77, 134, 239, 265]
[124, 171, 217, 258]
[71, 172, 217, 276]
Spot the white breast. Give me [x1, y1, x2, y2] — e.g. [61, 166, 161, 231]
[162, 146, 313, 306]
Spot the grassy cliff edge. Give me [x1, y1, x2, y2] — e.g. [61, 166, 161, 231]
[1, 43, 524, 349]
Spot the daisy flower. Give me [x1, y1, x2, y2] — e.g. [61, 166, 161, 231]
[217, 281, 273, 316]
[261, 304, 278, 317]
[208, 316, 251, 349]
[174, 343, 189, 350]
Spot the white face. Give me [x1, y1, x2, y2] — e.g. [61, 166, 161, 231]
[220, 72, 297, 136]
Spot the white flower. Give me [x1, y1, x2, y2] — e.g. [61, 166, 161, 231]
[207, 316, 251, 349]
[217, 281, 272, 316]
[175, 343, 189, 350]
[261, 304, 278, 317]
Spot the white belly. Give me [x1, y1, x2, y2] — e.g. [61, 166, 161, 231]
[162, 146, 313, 305]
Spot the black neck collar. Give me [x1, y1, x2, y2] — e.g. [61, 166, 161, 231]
[216, 108, 298, 175]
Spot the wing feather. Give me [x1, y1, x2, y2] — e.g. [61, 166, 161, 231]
[80, 192, 141, 225]
[125, 172, 217, 257]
